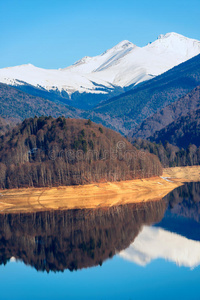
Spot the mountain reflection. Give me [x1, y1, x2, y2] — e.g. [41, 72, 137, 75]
[120, 182, 200, 268]
[158, 182, 200, 241]
[0, 200, 165, 272]
[119, 226, 200, 268]
[165, 182, 200, 221]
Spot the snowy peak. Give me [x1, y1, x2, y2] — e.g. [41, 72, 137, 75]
[148, 32, 200, 56]
[158, 32, 185, 40]
[100, 39, 136, 58]
[157, 32, 200, 42]
[0, 32, 200, 104]
[108, 40, 135, 51]
[93, 41, 137, 73]
[72, 56, 92, 67]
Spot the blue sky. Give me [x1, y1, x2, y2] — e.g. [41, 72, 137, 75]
[1, 258, 200, 300]
[0, 0, 200, 69]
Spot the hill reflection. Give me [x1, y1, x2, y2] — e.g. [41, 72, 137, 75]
[0, 200, 165, 272]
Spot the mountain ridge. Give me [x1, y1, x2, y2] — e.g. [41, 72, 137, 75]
[0, 32, 200, 109]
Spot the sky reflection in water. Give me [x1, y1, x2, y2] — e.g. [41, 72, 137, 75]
[0, 182, 200, 299]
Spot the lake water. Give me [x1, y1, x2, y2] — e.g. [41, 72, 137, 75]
[0, 182, 200, 300]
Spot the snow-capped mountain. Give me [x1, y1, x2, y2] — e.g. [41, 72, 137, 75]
[119, 226, 200, 268]
[0, 32, 200, 109]
[64, 32, 200, 87]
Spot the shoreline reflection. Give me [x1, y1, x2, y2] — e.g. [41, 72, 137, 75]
[0, 200, 165, 272]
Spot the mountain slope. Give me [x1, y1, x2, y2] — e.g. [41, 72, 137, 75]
[149, 108, 200, 148]
[0, 33, 199, 109]
[130, 86, 200, 139]
[92, 53, 200, 134]
[0, 117, 11, 136]
[0, 83, 120, 134]
[0, 83, 81, 124]
[0, 117, 162, 188]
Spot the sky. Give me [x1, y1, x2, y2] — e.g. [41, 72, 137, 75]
[1, 257, 200, 300]
[0, 0, 200, 69]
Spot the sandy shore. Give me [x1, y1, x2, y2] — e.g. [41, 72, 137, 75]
[0, 176, 182, 214]
[0, 165, 199, 214]
[163, 165, 200, 182]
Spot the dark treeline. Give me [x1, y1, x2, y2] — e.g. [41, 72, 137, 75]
[132, 138, 200, 167]
[0, 116, 162, 189]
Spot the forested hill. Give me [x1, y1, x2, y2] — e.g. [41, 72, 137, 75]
[0, 117, 162, 189]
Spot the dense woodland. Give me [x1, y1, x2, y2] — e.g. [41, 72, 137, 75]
[133, 138, 200, 167]
[0, 116, 162, 189]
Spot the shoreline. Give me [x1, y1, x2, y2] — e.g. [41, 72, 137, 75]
[1, 165, 200, 214]
[0, 176, 182, 214]
[163, 166, 200, 182]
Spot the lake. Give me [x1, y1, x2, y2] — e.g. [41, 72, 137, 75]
[0, 182, 200, 300]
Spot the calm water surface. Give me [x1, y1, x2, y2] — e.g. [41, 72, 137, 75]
[0, 182, 200, 300]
